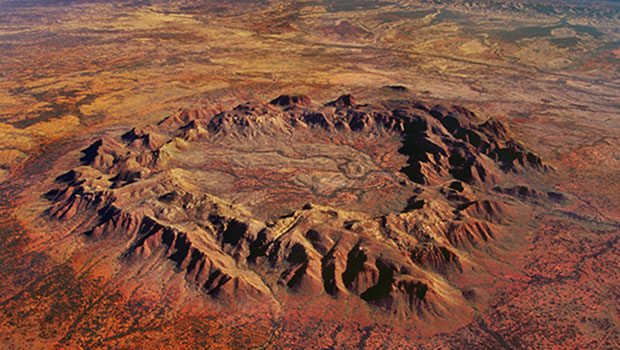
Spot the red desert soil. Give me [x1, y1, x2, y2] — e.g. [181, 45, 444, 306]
[0, 0, 619, 349]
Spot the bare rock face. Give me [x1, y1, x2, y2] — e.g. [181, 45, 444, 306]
[44, 95, 554, 321]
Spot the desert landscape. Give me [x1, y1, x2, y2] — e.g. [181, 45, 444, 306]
[0, 0, 619, 349]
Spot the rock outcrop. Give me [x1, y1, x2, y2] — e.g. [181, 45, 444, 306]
[44, 94, 552, 320]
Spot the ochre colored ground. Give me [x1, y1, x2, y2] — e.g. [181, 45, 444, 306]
[1, 0, 619, 348]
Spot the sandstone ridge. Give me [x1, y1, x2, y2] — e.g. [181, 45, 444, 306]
[45, 94, 553, 321]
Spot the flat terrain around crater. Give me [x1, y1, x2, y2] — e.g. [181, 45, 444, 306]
[0, 0, 619, 349]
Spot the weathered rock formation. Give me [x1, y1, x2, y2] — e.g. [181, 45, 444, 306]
[44, 94, 555, 320]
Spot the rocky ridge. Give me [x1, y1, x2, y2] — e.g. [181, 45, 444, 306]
[44, 94, 558, 321]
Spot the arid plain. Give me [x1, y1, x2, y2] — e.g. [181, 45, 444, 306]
[0, 0, 619, 349]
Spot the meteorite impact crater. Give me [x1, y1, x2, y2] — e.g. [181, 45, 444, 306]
[45, 94, 561, 324]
